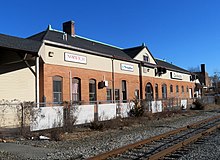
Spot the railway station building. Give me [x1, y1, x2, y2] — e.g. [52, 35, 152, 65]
[0, 21, 197, 104]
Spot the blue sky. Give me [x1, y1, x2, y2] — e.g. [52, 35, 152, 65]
[1, 0, 220, 75]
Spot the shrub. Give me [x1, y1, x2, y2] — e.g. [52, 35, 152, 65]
[50, 130, 62, 141]
[128, 98, 144, 117]
[191, 100, 204, 110]
[89, 121, 104, 131]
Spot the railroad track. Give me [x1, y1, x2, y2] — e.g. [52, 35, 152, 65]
[87, 115, 220, 160]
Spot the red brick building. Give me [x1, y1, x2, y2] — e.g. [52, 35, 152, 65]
[0, 20, 196, 103]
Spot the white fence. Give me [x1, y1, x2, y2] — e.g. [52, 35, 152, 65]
[1, 99, 190, 131]
[31, 106, 63, 131]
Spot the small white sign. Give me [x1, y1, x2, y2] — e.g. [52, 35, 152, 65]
[121, 63, 134, 72]
[171, 72, 183, 80]
[64, 52, 87, 64]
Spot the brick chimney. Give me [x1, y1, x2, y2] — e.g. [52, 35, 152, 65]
[63, 21, 75, 37]
[201, 64, 205, 73]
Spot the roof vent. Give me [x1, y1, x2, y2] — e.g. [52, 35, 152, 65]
[63, 20, 75, 37]
[63, 33, 68, 41]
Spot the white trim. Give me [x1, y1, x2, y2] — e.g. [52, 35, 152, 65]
[35, 57, 40, 107]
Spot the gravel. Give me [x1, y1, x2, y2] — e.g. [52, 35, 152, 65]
[180, 129, 220, 160]
[1, 110, 220, 159]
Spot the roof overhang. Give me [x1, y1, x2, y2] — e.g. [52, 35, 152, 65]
[0, 34, 42, 76]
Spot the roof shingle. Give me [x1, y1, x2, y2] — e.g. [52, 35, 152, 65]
[0, 33, 41, 53]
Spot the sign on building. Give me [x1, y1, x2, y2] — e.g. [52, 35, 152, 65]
[121, 63, 134, 72]
[64, 52, 87, 64]
[170, 72, 183, 80]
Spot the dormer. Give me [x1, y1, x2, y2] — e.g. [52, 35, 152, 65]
[123, 44, 156, 65]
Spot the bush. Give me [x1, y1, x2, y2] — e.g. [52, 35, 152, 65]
[128, 98, 144, 117]
[190, 100, 204, 110]
[50, 130, 62, 141]
[89, 121, 104, 131]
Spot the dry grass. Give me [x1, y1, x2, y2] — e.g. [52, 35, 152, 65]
[60, 109, 195, 141]
[203, 104, 220, 110]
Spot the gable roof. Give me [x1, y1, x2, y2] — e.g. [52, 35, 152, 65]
[123, 46, 145, 58]
[155, 59, 190, 73]
[28, 29, 132, 60]
[0, 33, 41, 54]
[27, 28, 190, 74]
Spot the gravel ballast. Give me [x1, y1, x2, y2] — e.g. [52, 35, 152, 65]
[1, 110, 220, 159]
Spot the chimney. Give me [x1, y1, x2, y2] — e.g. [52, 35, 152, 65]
[201, 64, 205, 73]
[63, 20, 75, 37]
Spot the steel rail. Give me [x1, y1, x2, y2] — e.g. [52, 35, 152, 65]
[148, 123, 220, 160]
[87, 115, 220, 160]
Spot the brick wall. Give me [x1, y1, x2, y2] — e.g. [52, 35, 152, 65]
[41, 64, 195, 103]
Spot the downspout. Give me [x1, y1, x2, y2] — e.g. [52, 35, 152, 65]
[139, 63, 143, 100]
[70, 71, 72, 103]
[35, 56, 40, 107]
[112, 58, 115, 103]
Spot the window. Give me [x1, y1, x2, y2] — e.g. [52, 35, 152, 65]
[145, 82, 153, 100]
[72, 77, 81, 102]
[89, 79, 97, 103]
[107, 89, 112, 102]
[53, 76, 62, 103]
[170, 85, 173, 93]
[182, 86, 184, 93]
[115, 89, 120, 101]
[162, 84, 167, 99]
[143, 55, 149, 62]
[122, 80, 127, 102]
[155, 84, 159, 100]
[186, 86, 189, 92]
[176, 85, 179, 93]
[135, 89, 139, 99]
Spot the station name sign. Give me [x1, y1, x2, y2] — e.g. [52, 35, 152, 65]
[121, 63, 134, 72]
[64, 52, 87, 64]
[170, 72, 183, 80]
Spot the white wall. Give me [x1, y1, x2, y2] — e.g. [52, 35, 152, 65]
[98, 103, 116, 121]
[151, 101, 163, 113]
[31, 106, 63, 131]
[0, 67, 35, 101]
[0, 104, 21, 128]
[73, 104, 94, 125]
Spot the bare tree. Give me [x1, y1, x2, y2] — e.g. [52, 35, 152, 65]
[188, 66, 200, 72]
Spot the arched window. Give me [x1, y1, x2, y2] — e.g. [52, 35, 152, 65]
[162, 84, 167, 99]
[89, 79, 97, 103]
[176, 85, 179, 93]
[170, 85, 173, 93]
[155, 84, 159, 100]
[145, 82, 153, 100]
[53, 76, 63, 103]
[186, 86, 189, 92]
[72, 77, 81, 102]
[182, 86, 184, 93]
[122, 80, 127, 102]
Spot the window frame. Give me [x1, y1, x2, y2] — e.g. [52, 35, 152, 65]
[176, 85, 179, 93]
[72, 77, 81, 103]
[53, 76, 63, 103]
[122, 80, 127, 102]
[155, 84, 159, 100]
[162, 84, 167, 99]
[181, 86, 184, 93]
[107, 88, 112, 103]
[143, 55, 149, 62]
[89, 79, 97, 103]
[170, 85, 173, 93]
